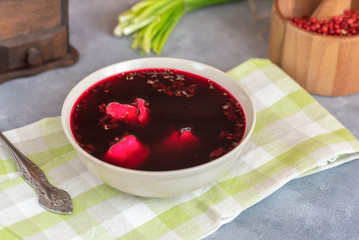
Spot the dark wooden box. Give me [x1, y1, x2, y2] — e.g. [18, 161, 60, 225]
[0, 0, 78, 82]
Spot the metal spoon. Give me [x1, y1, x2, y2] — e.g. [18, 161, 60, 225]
[0, 131, 73, 214]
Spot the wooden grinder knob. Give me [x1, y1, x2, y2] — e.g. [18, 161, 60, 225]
[27, 48, 44, 67]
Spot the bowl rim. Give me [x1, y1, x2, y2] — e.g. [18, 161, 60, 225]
[61, 57, 256, 177]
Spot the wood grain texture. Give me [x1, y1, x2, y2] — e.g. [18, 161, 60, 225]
[0, 0, 62, 40]
[269, 0, 359, 96]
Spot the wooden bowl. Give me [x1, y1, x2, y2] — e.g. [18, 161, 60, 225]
[269, 0, 359, 96]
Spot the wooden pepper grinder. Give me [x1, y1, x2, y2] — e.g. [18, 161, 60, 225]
[0, 0, 79, 83]
[311, 0, 352, 20]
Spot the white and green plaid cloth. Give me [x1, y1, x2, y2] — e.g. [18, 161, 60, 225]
[1, 59, 359, 240]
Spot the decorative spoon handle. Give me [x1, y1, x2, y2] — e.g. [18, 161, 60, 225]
[0, 131, 73, 214]
[311, 0, 352, 20]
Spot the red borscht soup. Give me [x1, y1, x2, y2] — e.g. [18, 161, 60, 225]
[70, 69, 246, 171]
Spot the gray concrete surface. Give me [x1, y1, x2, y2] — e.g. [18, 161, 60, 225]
[1, 0, 358, 239]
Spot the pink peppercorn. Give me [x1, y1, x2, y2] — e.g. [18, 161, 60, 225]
[289, 9, 359, 37]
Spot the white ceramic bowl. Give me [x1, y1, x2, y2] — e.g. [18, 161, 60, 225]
[61, 57, 255, 197]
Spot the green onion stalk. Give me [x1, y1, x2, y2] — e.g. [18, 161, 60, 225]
[114, 0, 241, 55]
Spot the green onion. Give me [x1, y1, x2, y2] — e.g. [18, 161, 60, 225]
[114, 0, 241, 55]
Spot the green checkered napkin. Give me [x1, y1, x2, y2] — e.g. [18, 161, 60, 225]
[1, 59, 359, 240]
